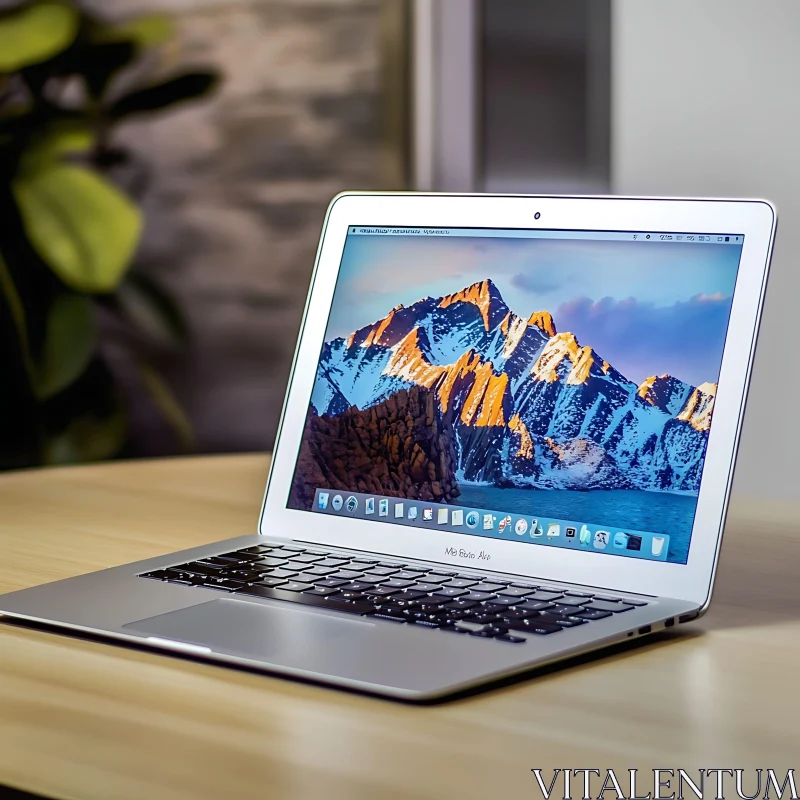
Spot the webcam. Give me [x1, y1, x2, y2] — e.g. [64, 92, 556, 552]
[534, 212, 541, 220]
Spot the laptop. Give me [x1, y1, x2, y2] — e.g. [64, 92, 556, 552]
[0, 194, 776, 701]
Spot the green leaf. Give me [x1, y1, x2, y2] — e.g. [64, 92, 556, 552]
[35, 294, 94, 400]
[19, 123, 95, 174]
[0, 2, 79, 73]
[12, 163, 143, 293]
[139, 362, 194, 451]
[101, 14, 174, 50]
[109, 71, 220, 119]
[45, 410, 127, 464]
[117, 273, 188, 349]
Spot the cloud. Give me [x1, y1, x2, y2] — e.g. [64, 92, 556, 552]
[510, 271, 561, 294]
[555, 293, 734, 387]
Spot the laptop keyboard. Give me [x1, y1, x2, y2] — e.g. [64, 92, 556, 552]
[139, 543, 648, 644]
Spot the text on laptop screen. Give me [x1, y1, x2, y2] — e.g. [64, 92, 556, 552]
[287, 227, 744, 564]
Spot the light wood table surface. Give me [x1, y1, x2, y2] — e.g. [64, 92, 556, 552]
[1, 455, 798, 800]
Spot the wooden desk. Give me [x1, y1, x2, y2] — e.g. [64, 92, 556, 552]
[1, 455, 798, 800]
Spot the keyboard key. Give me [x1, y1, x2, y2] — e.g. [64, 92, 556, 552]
[393, 570, 426, 581]
[253, 557, 288, 567]
[200, 578, 244, 592]
[303, 586, 340, 596]
[488, 596, 519, 606]
[429, 570, 457, 577]
[506, 619, 562, 635]
[554, 595, 587, 607]
[363, 586, 400, 598]
[332, 570, 364, 580]
[526, 591, 564, 602]
[563, 591, 593, 597]
[499, 608, 537, 620]
[549, 604, 587, 616]
[495, 634, 526, 643]
[256, 576, 289, 588]
[516, 600, 556, 612]
[292, 572, 326, 584]
[280, 581, 314, 593]
[339, 590, 365, 600]
[573, 609, 613, 620]
[373, 613, 406, 623]
[626, 599, 649, 606]
[437, 586, 467, 598]
[419, 602, 449, 612]
[472, 613, 503, 624]
[240, 546, 270, 554]
[212, 554, 244, 564]
[361, 572, 391, 584]
[382, 578, 414, 589]
[408, 582, 443, 593]
[223, 551, 260, 562]
[181, 562, 222, 576]
[497, 586, 536, 598]
[584, 600, 634, 613]
[266, 568, 299, 579]
[315, 558, 349, 568]
[446, 609, 476, 620]
[378, 561, 406, 568]
[339, 581, 374, 592]
[445, 599, 478, 610]
[446, 578, 478, 588]
[289, 553, 325, 564]
[228, 570, 265, 583]
[539, 613, 586, 628]
[315, 577, 349, 588]
[469, 583, 505, 594]
[461, 592, 497, 602]
[140, 570, 169, 580]
[368, 567, 400, 576]
[390, 594, 426, 608]
[279, 545, 306, 552]
[304, 565, 337, 576]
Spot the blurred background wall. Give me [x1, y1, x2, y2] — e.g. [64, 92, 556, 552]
[1, 0, 794, 503]
[91, 0, 390, 456]
[612, 0, 796, 500]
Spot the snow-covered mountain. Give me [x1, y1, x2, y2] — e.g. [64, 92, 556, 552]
[309, 279, 716, 493]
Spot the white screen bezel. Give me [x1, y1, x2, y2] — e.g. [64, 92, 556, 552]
[259, 193, 775, 605]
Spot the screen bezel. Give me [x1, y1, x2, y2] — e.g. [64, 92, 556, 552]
[259, 193, 775, 606]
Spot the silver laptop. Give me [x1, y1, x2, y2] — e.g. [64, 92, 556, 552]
[0, 194, 776, 701]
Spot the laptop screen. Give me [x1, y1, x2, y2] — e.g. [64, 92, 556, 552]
[287, 226, 744, 565]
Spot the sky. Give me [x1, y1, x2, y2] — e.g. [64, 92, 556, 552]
[324, 233, 742, 388]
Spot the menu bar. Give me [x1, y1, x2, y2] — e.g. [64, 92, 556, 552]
[348, 227, 744, 245]
[312, 489, 671, 562]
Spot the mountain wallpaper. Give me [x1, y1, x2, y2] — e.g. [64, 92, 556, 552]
[288, 234, 741, 563]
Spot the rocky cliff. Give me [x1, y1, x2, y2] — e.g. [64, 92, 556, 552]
[289, 385, 460, 510]
[307, 278, 719, 494]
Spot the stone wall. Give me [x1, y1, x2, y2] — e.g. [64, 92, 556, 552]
[95, 0, 387, 454]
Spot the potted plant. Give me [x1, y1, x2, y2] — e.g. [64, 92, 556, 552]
[0, 0, 220, 468]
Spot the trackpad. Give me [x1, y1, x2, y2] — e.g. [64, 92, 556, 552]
[124, 597, 375, 660]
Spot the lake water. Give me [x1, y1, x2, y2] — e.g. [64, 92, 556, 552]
[456, 486, 696, 564]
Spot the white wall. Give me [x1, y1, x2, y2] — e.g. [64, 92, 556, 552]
[612, 0, 799, 500]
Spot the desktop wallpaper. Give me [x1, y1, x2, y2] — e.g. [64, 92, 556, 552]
[288, 232, 741, 563]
